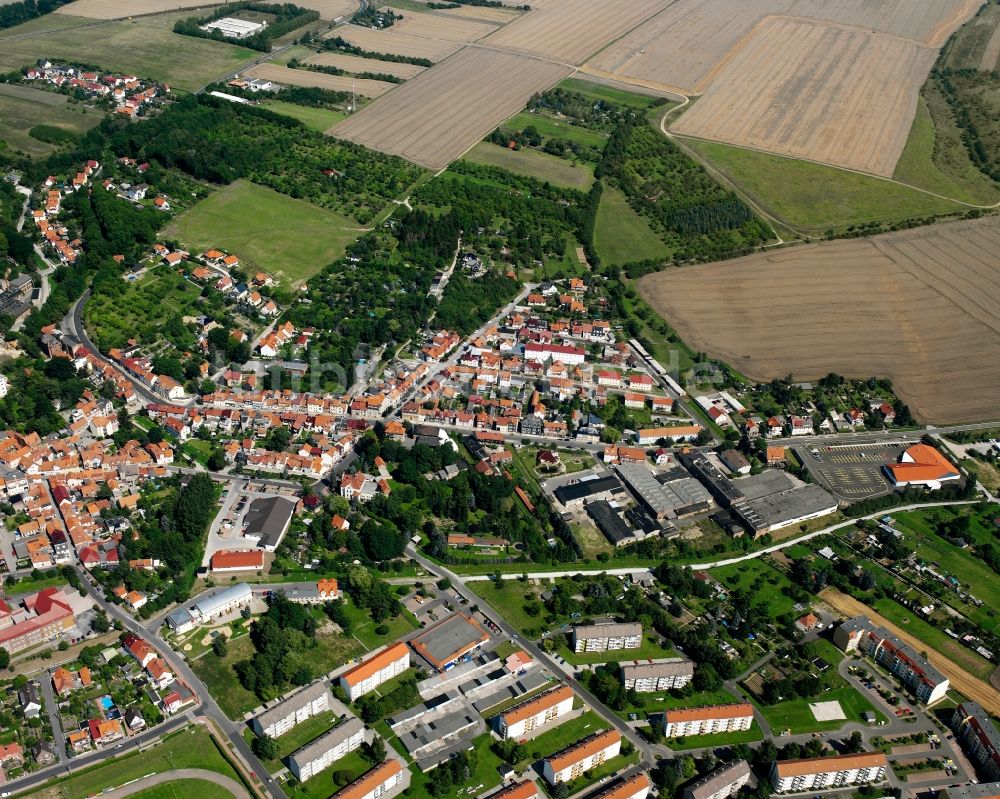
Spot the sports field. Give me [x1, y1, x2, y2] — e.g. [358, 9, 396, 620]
[463, 142, 594, 190]
[638, 215, 1000, 424]
[0, 12, 257, 92]
[0, 84, 101, 157]
[162, 180, 366, 287]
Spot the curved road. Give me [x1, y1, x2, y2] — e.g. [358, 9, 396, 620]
[99, 769, 250, 799]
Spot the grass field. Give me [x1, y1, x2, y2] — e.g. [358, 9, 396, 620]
[523, 711, 609, 763]
[666, 726, 763, 750]
[708, 558, 799, 620]
[127, 780, 232, 799]
[340, 601, 419, 650]
[594, 183, 671, 264]
[284, 749, 371, 799]
[261, 100, 346, 132]
[756, 685, 883, 735]
[0, 13, 257, 93]
[27, 727, 244, 799]
[0, 85, 101, 157]
[191, 635, 260, 720]
[685, 138, 967, 232]
[463, 141, 595, 189]
[558, 78, 666, 109]
[893, 93, 1000, 204]
[505, 110, 609, 151]
[162, 180, 365, 287]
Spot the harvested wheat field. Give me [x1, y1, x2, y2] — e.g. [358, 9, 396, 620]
[305, 52, 425, 79]
[587, 0, 977, 94]
[482, 0, 671, 66]
[390, 8, 497, 42]
[296, 0, 357, 20]
[326, 24, 463, 61]
[332, 47, 571, 170]
[245, 63, 396, 97]
[638, 217, 1000, 425]
[410, 0, 522, 24]
[671, 17, 935, 176]
[981, 22, 1000, 71]
[820, 588, 1000, 716]
[54, 0, 220, 17]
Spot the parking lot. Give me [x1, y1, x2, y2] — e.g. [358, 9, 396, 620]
[796, 442, 910, 501]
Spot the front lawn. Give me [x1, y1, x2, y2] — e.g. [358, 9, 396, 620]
[191, 634, 260, 720]
[756, 685, 884, 735]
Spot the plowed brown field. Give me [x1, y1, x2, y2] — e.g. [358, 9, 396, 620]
[331, 47, 571, 170]
[820, 588, 1000, 714]
[637, 216, 1000, 425]
[670, 17, 935, 176]
[245, 63, 396, 97]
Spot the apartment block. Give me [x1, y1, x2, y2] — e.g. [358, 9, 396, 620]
[331, 759, 406, 799]
[591, 774, 651, 799]
[952, 702, 1000, 781]
[572, 622, 642, 653]
[339, 643, 410, 702]
[252, 682, 333, 739]
[485, 782, 540, 799]
[661, 704, 754, 738]
[288, 717, 365, 782]
[683, 761, 753, 799]
[833, 616, 949, 704]
[542, 729, 621, 785]
[497, 685, 574, 739]
[770, 752, 889, 793]
[621, 658, 694, 692]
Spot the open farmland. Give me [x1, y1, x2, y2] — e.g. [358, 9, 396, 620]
[670, 17, 936, 176]
[245, 63, 396, 97]
[463, 141, 594, 190]
[0, 84, 101, 157]
[54, 0, 224, 18]
[390, 8, 497, 42]
[296, 0, 357, 20]
[587, 0, 979, 94]
[481, 0, 670, 66]
[408, 0, 522, 24]
[161, 180, 364, 288]
[638, 216, 1000, 424]
[305, 52, 425, 79]
[332, 47, 571, 170]
[325, 24, 463, 61]
[0, 12, 256, 92]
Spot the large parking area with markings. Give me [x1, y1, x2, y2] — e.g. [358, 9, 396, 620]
[795, 442, 914, 501]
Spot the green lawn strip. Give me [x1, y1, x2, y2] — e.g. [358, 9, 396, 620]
[665, 726, 764, 751]
[683, 137, 965, 232]
[558, 78, 667, 109]
[161, 180, 366, 288]
[521, 711, 610, 764]
[19, 727, 243, 799]
[261, 100, 345, 132]
[283, 749, 372, 799]
[872, 597, 993, 679]
[892, 93, 1000, 205]
[5, 574, 64, 596]
[755, 686, 883, 735]
[127, 779, 232, 799]
[559, 634, 679, 666]
[0, 12, 258, 93]
[191, 634, 261, 720]
[505, 111, 609, 150]
[594, 183, 671, 264]
[406, 733, 506, 797]
[462, 142, 595, 190]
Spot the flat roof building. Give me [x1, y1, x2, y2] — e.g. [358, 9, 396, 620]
[244, 496, 296, 551]
[621, 658, 694, 693]
[683, 760, 753, 799]
[410, 613, 490, 671]
[771, 752, 889, 793]
[572, 621, 642, 653]
[252, 682, 333, 739]
[554, 475, 625, 508]
[288, 717, 364, 782]
[952, 702, 1000, 781]
[191, 583, 253, 623]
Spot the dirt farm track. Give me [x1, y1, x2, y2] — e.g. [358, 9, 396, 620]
[638, 216, 1000, 425]
[820, 589, 1000, 716]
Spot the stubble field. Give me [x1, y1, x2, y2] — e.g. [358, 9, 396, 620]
[325, 24, 464, 61]
[296, 0, 357, 20]
[245, 63, 397, 97]
[390, 9, 498, 42]
[305, 51, 426, 79]
[637, 216, 1000, 425]
[331, 47, 571, 170]
[481, 0, 671, 66]
[670, 17, 936, 176]
[409, 0, 522, 24]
